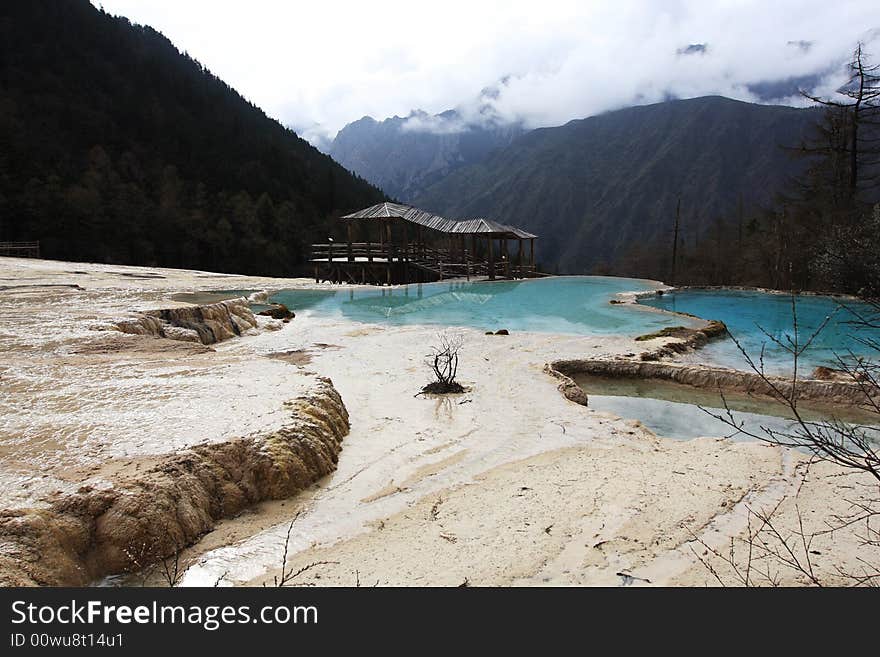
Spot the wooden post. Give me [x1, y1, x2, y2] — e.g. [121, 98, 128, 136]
[385, 220, 393, 285]
[402, 221, 409, 262]
[385, 221, 392, 262]
[471, 235, 477, 276]
[529, 238, 535, 273]
[402, 220, 410, 282]
[488, 236, 495, 280]
[347, 223, 353, 262]
[517, 239, 523, 278]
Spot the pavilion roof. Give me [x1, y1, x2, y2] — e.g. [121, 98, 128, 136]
[341, 202, 537, 239]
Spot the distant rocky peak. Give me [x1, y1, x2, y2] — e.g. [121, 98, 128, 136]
[787, 39, 814, 52]
[677, 43, 708, 56]
[329, 99, 527, 201]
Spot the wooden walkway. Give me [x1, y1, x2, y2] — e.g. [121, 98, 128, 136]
[310, 242, 537, 284]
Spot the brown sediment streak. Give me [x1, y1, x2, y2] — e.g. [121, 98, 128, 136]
[546, 358, 877, 407]
[0, 378, 349, 586]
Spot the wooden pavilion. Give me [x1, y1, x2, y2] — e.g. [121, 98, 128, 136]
[310, 202, 538, 285]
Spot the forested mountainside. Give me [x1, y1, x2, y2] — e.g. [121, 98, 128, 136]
[0, 1, 385, 275]
[413, 96, 820, 275]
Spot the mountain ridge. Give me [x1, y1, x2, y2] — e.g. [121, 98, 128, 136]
[411, 95, 821, 274]
[329, 108, 525, 202]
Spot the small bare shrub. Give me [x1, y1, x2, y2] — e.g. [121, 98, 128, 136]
[421, 332, 465, 394]
[271, 512, 337, 587]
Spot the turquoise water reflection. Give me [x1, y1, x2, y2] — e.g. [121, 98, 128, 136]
[270, 277, 695, 336]
[270, 277, 880, 374]
[641, 289, 880, 373]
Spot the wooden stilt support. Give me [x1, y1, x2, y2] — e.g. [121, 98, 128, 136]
[517, 239, 523, 278]
[488, 237, 495, 280]
[385, 221, 394, 279]
[402, 221, 409, 282]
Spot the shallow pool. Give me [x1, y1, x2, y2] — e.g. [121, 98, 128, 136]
[641, 289, 880, 374]
[576, 374, 879, 442]
[270, 277, 698, 336]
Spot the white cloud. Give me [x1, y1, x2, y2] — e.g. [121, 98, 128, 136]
[94, 0, 878, 145]
[400, 112, 469, 135]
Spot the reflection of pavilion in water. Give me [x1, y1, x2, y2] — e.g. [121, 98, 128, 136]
[339, 280, 523, 317]
[311, 202, 541, 285]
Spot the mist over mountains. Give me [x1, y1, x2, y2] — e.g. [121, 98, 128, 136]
[414, 97, 820, 274]
[330, 110, 525, 202]
[328, 95, 819, 275]
[324, 40, 851, 270]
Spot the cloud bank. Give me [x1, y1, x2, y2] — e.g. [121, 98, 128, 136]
[95, 0, 878, 145]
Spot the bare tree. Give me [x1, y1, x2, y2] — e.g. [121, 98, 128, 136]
[706, 295, 878, 479]
[693, 293, 880, 586]
[670, 196, 681, 286]
[690, 458, 879, 587]
[800, 41, 880, 202]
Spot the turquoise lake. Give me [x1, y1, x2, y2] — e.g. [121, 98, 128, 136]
[642, 288, 880, 373]
[270, 276, 692, 336]
[270, 277, 879, 374]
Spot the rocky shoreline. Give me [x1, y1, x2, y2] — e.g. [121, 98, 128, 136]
[0, 377, 348, 586]
[548, 283, 875, 409]
[547, 357, 876, 407]
[0, 259, 351, 586]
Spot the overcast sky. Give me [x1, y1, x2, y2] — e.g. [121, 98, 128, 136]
[94, 1, 877, 145]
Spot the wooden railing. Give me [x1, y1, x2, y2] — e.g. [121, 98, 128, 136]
[310, 242, 455, 263]
[310, 242, 538, 280]
[0, 241, 40, 258]
[311, 242, 395, 262]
